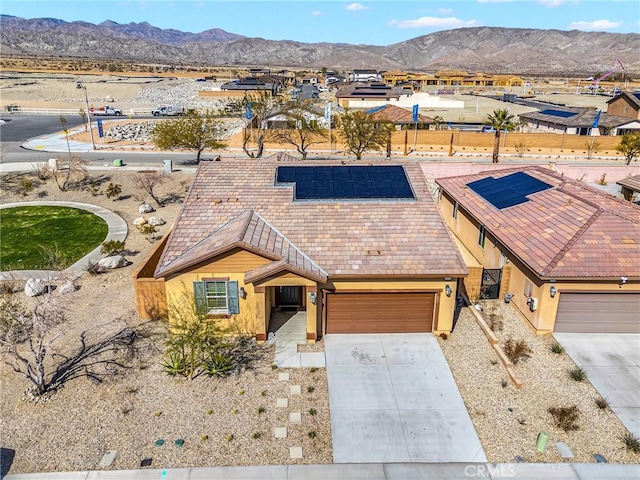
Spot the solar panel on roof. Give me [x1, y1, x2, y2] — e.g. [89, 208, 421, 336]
[276, 166, 414, 200]
[276, 166, 296, 183]
[539, 109, 578, 118]
[467, 172, 552, 210]
[500, 172, 553, 196]
[634, 93, 640, 102]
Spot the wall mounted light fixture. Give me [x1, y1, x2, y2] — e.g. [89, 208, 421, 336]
[550, 286, 557, 298]
[619, 276, 628, 288]
[444, 285, 452, 297]
[239, 287, 247, 299]
[309, 292, 317, 305]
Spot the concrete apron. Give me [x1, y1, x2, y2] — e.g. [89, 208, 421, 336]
[271, 311, 326, 368]
[325, 333, 486, 464]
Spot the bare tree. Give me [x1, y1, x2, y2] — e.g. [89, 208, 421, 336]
[52, 155, 87, 192]
[132, 172, 165, 207]
[0, 293, 64, 395]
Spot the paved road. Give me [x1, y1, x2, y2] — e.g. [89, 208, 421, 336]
[325, 333, 486, 463]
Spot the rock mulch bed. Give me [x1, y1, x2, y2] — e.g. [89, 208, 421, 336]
[439, 301, 638, 464]
[0, 171, 332, 474]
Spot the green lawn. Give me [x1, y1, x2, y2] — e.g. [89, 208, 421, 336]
[0, 206, 109, 270]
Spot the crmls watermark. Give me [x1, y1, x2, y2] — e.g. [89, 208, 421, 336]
[465, 464, 516, 478]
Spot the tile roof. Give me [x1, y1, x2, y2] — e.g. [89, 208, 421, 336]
[156, 157, 467, 280]
[155, 209, 328, 283]
[367, 104, 434, 125]
[519, 108, 632, 128]
[607, 92, 640, 109]
[617, 174, 640, 193]
[436, 167, 640, 279]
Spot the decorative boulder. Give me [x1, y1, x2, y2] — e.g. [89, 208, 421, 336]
[138, 203, 155, 214]
[147, 216, 166, 226]
[133, 217, 147, 226]
[98, 255, 130, 269]
[59, 281, 77, 295]
[25, 278, 45, 297]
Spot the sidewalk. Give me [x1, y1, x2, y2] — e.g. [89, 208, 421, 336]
[4, 462, 639, 479]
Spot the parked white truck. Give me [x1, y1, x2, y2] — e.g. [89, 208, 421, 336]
[91, 105, 123, 116]
[152, 105, 184, 116]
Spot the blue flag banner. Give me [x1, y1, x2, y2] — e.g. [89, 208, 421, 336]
[324, 103, 331, 122]
[96, 118, 104, 138]
[592, 110, 601, 129]
[412, 104, 419, 123]
[244, 102, 253, 120]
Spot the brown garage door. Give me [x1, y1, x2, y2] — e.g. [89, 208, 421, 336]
[326, 292, 434, 333]
[555, 293, 640, 333]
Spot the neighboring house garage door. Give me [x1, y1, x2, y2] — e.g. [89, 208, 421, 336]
[555, 293, 640, 333]
[326, 292, 434, 333]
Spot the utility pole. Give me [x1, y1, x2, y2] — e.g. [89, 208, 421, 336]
[76, 82, 96, 150]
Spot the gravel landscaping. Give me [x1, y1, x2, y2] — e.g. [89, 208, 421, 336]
[439, 300, 639, 464]
[0, 170, 332, 474]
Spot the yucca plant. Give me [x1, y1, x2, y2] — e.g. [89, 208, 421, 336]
[569, 367, 587, 382]
[622, 432, 640, 453]
[550, 342, 564, 354]
[162, 352, 186, 376]
[203, 351, 234, 377]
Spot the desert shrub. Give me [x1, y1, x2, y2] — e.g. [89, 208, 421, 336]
[203, 352, 234, 377]
[569, 367, 587, 382]
[162, 352, 187, 376]
[622, 432, 640, 453]
[106, 183, 122, 200]
[595, 397, 609, 410]
[100, 240, 126, 256]
[550, 342, 564, 354]
[19, 177, 34, 196]
[502, 338, 532, 365]
[488, 314, 503, 332]
[514, 141, 528, 157]
[548, 405, 580, 432]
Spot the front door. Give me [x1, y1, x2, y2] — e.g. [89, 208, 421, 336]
[277, 286, 302, 307]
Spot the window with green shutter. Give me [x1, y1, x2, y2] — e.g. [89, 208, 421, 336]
[193, 280, 240, 315]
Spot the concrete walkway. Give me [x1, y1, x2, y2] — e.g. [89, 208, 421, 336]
[269, 311, 326, 368]
[325, 334, 486, 463]
[4, 462, 640, 479]
[0, 201, 127, 281]
[554, 333, 640, 438]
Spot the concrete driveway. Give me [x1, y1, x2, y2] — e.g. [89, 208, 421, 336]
[554, 333, 640, 437]
[325, 333, 486, 463]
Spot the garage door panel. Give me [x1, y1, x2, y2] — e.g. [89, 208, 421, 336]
[555, 293, 640, 333]
[327, 292, 434, 334]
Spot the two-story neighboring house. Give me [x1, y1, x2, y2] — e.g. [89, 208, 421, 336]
[606, 91, 640, 121]
[349, 69, 380, 82]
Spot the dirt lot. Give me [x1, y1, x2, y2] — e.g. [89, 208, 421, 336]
[0, 170, 332, 474]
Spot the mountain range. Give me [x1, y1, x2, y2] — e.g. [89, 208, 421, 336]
[1, 15, 639, 75]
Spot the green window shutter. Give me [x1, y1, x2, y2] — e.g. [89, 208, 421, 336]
[227, 281, 240, 315]
[193, 281, 207, 315]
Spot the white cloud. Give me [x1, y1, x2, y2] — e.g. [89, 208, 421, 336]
[345, 3, 369, 11]
[311, 10, 322, 16]
[477, 0, 513, 3]
[388, 16, 479, 29]
[569, 19, 623, 30]
[438, 8, 453, 14]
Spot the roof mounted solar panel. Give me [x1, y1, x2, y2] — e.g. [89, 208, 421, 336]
[467, 172, 552, 209]
[276, 166, 296, 183]
[539, 109, 578, 118]
[500, 172, 553, 196]
[277, 165, 414, 201]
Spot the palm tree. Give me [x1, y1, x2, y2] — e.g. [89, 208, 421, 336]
[484, 109, 516, 163]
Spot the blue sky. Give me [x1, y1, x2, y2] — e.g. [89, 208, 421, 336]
[2, 0, 638, 45]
